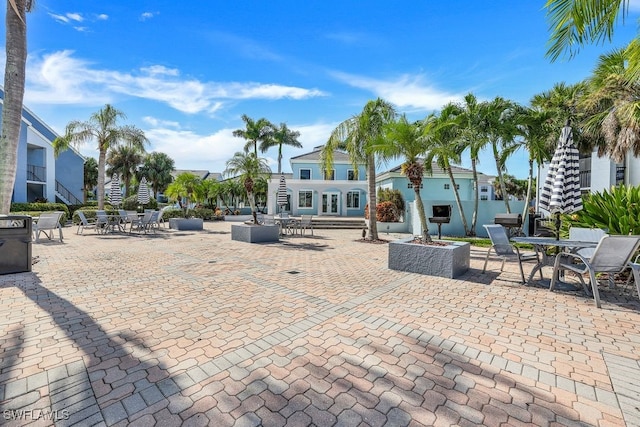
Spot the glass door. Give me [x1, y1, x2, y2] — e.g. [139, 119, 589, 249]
[322, 193, 339, 214]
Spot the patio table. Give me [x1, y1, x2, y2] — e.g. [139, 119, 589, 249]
[510, 237, 598, 286]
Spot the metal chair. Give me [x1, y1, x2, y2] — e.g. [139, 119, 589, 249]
[551, 235, 640, 308]
[299, 215, 314, 236]
[76, 211, 97, 235]
[568, 227, 607, 260]
[482, 224, 539, 283]
[33, 211, 64, 242]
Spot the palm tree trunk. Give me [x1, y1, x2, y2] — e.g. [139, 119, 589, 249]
[414, 186, 431, 243]
[521, 158, 535, 233]
[97, 149, 107, 209]
[471, 158, 479, 236]
[0, 0, 27, 214]
[447, 169, 470, 236]
[277, 145, 283, 174]
[367, 154, 378, 240]
[247, 191, 257, 223]
[493, 143, 511, 213]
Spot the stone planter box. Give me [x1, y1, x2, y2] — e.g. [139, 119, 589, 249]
[169, 218, 204, 231]
[231, 224, 279, 243]
[377, 221, 408, 233]
[388, 238, 470, 279]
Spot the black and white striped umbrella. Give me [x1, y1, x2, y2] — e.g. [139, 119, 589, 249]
[109, 174, 122, 206]
[539, 124, 582, 236]
[276, 174, 288, 212]
[137, 177, 150, 205]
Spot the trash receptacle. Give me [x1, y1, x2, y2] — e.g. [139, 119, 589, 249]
[0, 215, 32, 274]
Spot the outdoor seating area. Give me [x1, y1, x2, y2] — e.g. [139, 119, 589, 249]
[2, 220, 640, 425]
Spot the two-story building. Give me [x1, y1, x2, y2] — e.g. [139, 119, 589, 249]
[0, 88, 84, 205]
[267, 146, 368, 216]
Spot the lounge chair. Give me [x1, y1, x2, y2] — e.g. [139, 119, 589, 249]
[299, 215, 314, 236]
[33, 211, 64, 243]
[76, 211, 98, 235]
[551, 235, 640, 308]
[482, 224, 539, 283]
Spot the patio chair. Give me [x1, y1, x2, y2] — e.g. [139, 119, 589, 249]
[550, 235, 640, 308]
[33, 211, 64, 243]
[76, 211, 98, 235]
[132, 210, 159, 234]
[568, 227, 607, 259]
[95, 210, 110, 234]
[482, 224, 539, 283]
[626, 255, 640, 303]
[299, 215, 314, 236]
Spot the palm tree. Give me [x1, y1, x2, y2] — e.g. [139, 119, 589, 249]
[322, 98, 396, 241]
[513, 105, 554, 224]
[220, 179, 243, 212]
[580, 48, 640, 162]
[165, 172, 202, 215]
[224, 152, 271, 224]
[373, 114, 431, 241]
[261, 123, 302, 174]
[455, 93, 489, 235]
[84, 157, 99, 201]
[424, 104, 472, 236]
[232, 115, 274, 156]
[52, 104, 148, 209]
[201, 179, 223, 209]
[0, 0, 33, 214]
[139, 152, 175, 198]
[107, 145, 145, 197]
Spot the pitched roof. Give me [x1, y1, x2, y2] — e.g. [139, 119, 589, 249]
[171, 169, 211, 180]
[290, 146, 352, 162]
[380, 160, 494, 179]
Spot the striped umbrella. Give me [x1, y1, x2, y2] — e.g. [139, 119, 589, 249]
[276, 174, 288, 213]
[109, 174, 122, 207]
[539, 123, 583, 238]
[137, 177, 150, 206]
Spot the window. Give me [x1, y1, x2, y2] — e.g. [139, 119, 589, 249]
[298, 190, 313, 208]
[346, 191, 360, 209]
[300, 169, 311, 180]
[323, 170, 335, 180]
[444, 183, 459, 190]
[480, 195, 488, 201]
[480, 186, 488, 193]
[407, 183, 423, 189]
[347, 170, 356, 181]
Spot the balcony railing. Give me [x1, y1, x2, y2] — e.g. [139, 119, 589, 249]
[56, 181, 83, 205]
[616, 166, 626, 185]
[579, 169, 591, 189]
[27, 164, 46, 182]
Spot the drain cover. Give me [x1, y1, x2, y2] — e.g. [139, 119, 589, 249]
[287, 271, 300, 274]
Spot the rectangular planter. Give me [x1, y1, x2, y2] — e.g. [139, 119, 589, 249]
[231, 224, 279, 243]
[169, 218, 203, 230]
[388, 238, 470, 279]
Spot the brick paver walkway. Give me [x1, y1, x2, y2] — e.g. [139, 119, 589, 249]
[1, 220, 639, 426]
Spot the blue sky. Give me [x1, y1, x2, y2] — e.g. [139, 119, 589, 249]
[2, 1, 640, 178]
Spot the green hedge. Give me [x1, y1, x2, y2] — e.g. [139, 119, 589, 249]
[11, 202, 70, 218]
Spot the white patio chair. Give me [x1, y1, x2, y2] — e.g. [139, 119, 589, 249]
[568, 227, 607, 259]
[33, 211, 64, 242]
[551, 235, 640, 308]
[76, 211, 97, 235]
[95, 210, 110, 234]
[299, 215, 314, 236]
[482, 224, 539, 283]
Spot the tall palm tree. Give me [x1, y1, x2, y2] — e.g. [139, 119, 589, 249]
[139, 152, 175, 198]
[455, 93, 489, 235]
[107, 145, 145, 197]
[580, 48, 640, 162]
[261, 123, 302, 174]
[232, 115, 274, 156]
[373, 114, 431, 242]
[0, 0, 33, 214]
[484, 97, 521, 213]
[424, 104, 472, 236]
[513, 105, 555, 222]
[322, 98, 396, 241]
[84, 157, 99, 201]
[53, 104, 148, 209]
[224, 152, 271, 224]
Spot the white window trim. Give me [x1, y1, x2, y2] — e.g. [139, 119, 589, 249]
[299, 169, 312, 180]
[346, 190, 360, 209]
[298, 189, 314, 209]
[347, 169, 356, 181]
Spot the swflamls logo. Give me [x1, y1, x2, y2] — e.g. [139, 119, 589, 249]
[3, 409, 70, 420]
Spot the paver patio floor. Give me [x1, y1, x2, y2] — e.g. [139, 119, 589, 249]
[1, 221, 639, 426]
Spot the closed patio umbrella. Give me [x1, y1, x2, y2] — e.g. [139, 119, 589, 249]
[276, 174, 288, 213]
[109, 174, 122, 207]
[539, 121, 583, 238]
[137, 177, 150, 206]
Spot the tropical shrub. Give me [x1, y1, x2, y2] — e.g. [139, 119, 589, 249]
[11, 202, 70, 218]
[122, 195, 158, 211]
[568, 185, 640, 235]
[375, 201, 399, 222]
[377, 188, 405, 216]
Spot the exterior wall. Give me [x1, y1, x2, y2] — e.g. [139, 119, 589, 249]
[267, 178, 368, 217]
[377, 174, 475, 203]
[291, 160, 366, 181]
[408, 199, 527, 238]
[589, 152, 617, 193]
[0, 91, 84, 204]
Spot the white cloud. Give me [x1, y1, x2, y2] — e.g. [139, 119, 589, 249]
[142, 116, 180, 128]
[140, 12, 158, 21]
[21, 50, 326, 114]
[330, 71, 463, 111]
[48, 13, 70, 23]
[96, 14, 109, 20]
[66, 13, 84, 22]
